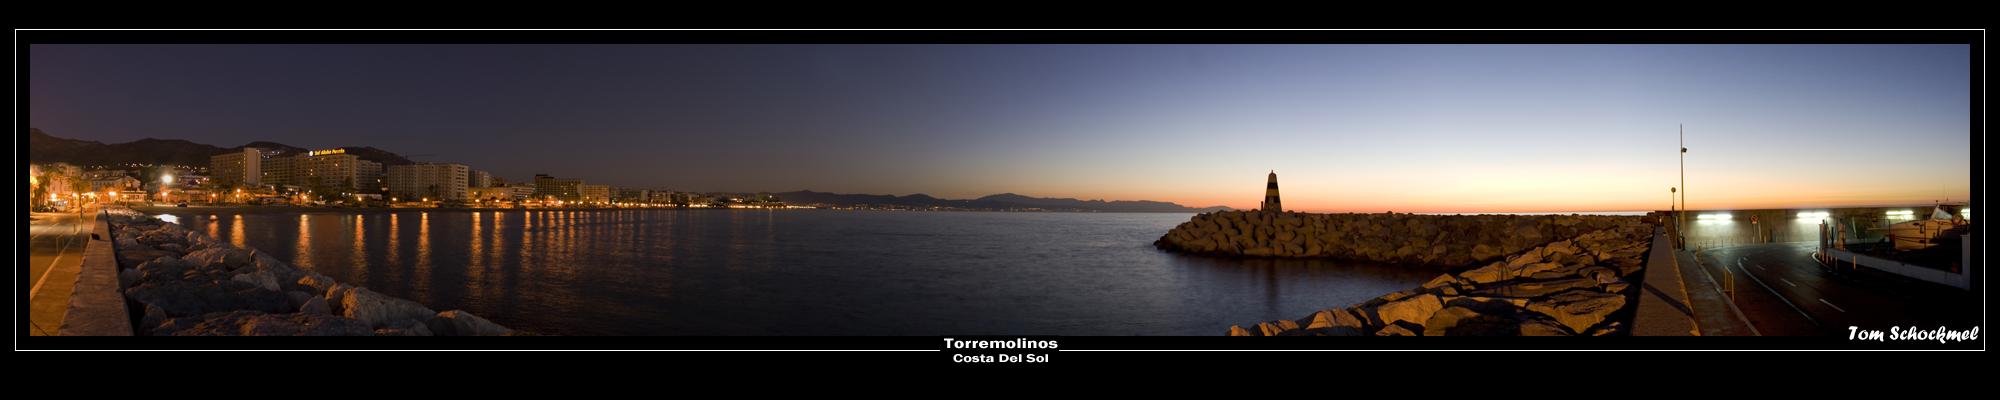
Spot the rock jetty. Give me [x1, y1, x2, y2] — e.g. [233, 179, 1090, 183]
[1156, 211, 1636, 266]
[104, 208, 522, 336]
[1225, 220, 1654, 336]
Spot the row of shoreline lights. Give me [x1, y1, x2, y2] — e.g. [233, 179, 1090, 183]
[1694, 212, 1731, 225]
[1697, 209, 1970, 224]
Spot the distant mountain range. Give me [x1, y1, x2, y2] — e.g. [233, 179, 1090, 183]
[776, 190, 1231, 213]
[27, 128, 415, 167]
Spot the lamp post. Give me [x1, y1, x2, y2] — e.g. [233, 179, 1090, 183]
[161, 174, 175, 204]
[1679, 124, 1687, 246]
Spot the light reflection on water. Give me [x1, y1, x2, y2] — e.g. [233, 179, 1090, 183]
[158, 210, 1438, 336]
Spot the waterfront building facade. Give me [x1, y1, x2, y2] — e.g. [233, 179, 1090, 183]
[470, 170, 492, 188]
[534, 174, 583, 201]
[387, 163, 470, 201]
[468, 186, 515, 202]
[579, 184, 611, 204]
[208, 148, 262, 188]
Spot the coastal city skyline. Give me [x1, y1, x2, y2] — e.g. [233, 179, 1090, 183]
[29, 44, 1972, 213]
[23, 29, 1983, 358]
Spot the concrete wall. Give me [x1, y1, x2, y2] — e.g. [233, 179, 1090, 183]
[57, 211, 134, 336]
[1824, 247, 1971, 290]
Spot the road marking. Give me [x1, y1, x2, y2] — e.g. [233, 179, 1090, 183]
[1779, 278, 1798, 287]
[1819, 298, 1847, 313]
[1738, 259, 1820, 326]
[28, 217, 84, 300]
[1755, 263, 1767, 271]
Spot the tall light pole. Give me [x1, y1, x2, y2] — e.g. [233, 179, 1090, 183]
[1679, 124, 1687, 244]
[161, 174, 175, 204]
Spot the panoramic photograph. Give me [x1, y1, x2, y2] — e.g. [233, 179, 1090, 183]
[17, 31, 1983, 357]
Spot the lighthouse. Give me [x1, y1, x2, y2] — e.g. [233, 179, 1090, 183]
[1261, 170, 1282, 212]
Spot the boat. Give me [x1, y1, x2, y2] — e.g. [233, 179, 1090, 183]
[1886, 203, 1968, 250]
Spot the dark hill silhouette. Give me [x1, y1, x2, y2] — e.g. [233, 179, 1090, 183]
[29, 128, 414, 167]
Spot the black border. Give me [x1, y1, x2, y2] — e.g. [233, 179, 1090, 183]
[12, 29, 1986, 44]
[16, 30, 1986, 354]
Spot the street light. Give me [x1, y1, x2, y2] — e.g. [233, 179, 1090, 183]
[1678, 124, 1687, 247]
[160, 174, 175, 204]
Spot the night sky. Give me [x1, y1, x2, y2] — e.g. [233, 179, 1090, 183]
[28, 44, 1973, 212]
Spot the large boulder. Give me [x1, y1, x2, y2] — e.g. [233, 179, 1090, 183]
[1421, 306, 1529, 336]
[1526, 290, 1627, 333]
[300, 296, 331, 315]
[1422, 274, 1463, 289]
[1518, 319, 1575, 336]
[139, 304, 170, 332]
[376, 320, 436, 336]
[1372, 294, 1443, 327]
[161, 311, 375, 336]
[338, 287, 437, 328]
[230, 270, 281, 292]
[116, 249, 180, 270]
[284, 290, 316, 308]
[1504, 250, 1544, 269]
[124, 279, 294, 318]
[1518, 262, 1564, 277]
[1227, 325, 1254, 336]
[1374, 321, 1422, 336]
[181, 247, 253, 271]
[297, 273, 340, 296]
[426, 310, 515, 336]
[1459, 261, 1513, 284]
[1255, 320, 1300, 336]
[133, 256, 192, 285]
[1305, 308, 1367, 331]
[1473, 277, 1600, 298]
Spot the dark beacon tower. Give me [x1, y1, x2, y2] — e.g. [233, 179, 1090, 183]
[1261, 170, 1282, 212]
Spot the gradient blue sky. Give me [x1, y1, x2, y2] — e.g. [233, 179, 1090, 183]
[29, 44, 1973, 212]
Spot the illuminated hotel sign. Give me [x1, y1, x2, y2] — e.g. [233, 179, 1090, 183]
[307, 149, 347, 156]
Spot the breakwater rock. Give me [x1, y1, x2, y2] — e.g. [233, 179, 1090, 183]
[104, 208, 522, 336]
[1156, 211, 1639, 266]
[1227, 221, 1653, 336]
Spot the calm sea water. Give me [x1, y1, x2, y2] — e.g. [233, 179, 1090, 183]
[155, 209, 1439, 336]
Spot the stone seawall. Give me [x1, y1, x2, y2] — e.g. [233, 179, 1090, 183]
[1227, 221, 1654, 336]
[105, 208, 520, 336]
[1155, 211, 1640, 267]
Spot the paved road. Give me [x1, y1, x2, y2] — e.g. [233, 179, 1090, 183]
[1692, 241, 1980, 336]
[26, 209, 96, 336]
